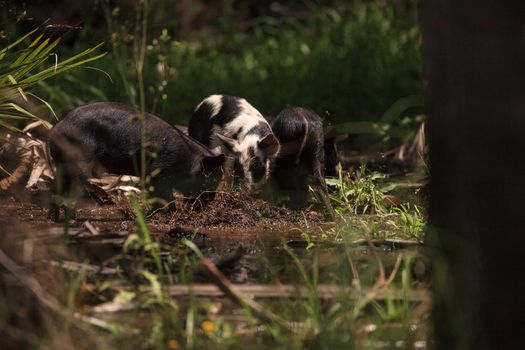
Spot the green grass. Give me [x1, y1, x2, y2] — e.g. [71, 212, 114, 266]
[390, 203, 425, 240]
[326, 164, 388, 215]
[325, 163, 426, 241]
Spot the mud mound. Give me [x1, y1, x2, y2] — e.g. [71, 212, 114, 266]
[163, 191, 325, 229]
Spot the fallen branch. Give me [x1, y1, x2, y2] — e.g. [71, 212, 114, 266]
[83, 220, 100, 235]
[130, 283, 429, 302]
[199, 257, 290, 328]
[92, 283, 430, 315]
[352, 238, 422, 248]
[211, 245, 246, 269]
[44, 260, 118, 275]
[90, 301, 140, 314]
[0, 129, 54, 192]
[337, 122, 426, 169]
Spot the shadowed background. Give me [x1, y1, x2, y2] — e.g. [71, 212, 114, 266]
[1, 0, 422, 127]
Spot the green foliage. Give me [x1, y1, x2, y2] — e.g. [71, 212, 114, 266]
[45, 1, 421, 125]
[326, 164, 387, 214]
[56, 263, 88, 310]
[0, 29, 106, 131]
[390, 203, 425, 240]
[128, 194, 163, 275]
[370, 255, 413, 323]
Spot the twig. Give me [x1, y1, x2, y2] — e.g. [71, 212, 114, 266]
[83, 220, 100, 235]
[199, 258, 290, 328]
[44, 260, 118, 275]
[352, 238, 422, 248]
[73, 313, 119, 333]
[0, 249, 62, 314]
[367, 236, 387, 284]
[212, 245, 246, 269]
[90, 301, 140, 314]
[346, 251, 362, 292]
[385, 253, 404, 287]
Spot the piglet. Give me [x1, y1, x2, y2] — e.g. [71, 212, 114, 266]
[188, 95, 279, 190]
[48, 102, 225, 219]
[271, 106, 335, 219]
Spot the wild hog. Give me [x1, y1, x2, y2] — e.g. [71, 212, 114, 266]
[48, 102, 225, 214]
[271, 106, 335, 218]
[188, 95, 280, 190]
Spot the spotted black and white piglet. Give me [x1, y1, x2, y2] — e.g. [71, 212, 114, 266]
[188, 95, 280, 189]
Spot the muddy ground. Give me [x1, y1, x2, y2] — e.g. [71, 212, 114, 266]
[0, 187, 330, 243]
[0, 188, 339, 285]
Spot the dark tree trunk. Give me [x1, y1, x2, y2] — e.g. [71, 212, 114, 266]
[421, 1, 525, 349]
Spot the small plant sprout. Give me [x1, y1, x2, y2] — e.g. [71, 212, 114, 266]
[391, 203, 425, 240]
[326, 164, 387, 214]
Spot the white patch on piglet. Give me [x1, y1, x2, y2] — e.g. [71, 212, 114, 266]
[194, 94, 222, 117]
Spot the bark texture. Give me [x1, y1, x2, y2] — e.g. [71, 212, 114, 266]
[421, 1, 525, 348]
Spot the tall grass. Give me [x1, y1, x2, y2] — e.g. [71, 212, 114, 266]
[101, 0, 157, 200]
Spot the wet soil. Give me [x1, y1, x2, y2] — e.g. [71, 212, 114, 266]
[161, 190, 325, 230]
[0, 187, 330, 243]
[0, 188, 336, 271]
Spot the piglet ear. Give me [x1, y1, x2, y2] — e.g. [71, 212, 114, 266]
[258, 133, 280, 156]
[215, 133, 239, 154]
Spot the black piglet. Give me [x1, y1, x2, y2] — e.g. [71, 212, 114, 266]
[271, 106, 335, 218]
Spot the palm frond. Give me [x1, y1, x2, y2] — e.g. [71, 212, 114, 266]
[0, 31, 106, 130]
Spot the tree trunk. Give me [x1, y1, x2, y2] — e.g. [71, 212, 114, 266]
[421, 1, 525, 349]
